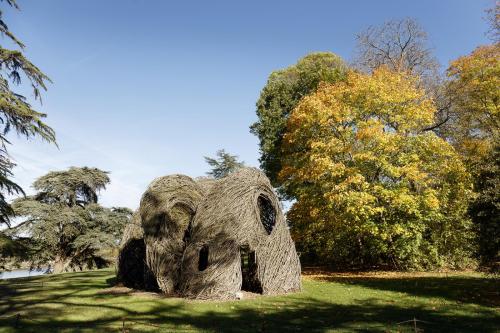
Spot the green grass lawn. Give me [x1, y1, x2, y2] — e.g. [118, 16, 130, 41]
[0, 269, 498, 332]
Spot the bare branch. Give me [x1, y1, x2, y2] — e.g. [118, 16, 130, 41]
[354, 18, 439, 77]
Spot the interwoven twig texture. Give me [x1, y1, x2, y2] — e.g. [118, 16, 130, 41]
[117, 168, 301, 299]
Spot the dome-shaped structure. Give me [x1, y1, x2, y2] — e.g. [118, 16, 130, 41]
[139, 175, 205, 294]
[180, 168, 301, 299]
[117, 168, 301, 299]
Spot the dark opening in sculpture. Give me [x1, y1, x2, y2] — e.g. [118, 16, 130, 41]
[257, 194, 276, 235]
[118, 239, 147, 289]
[198, 245, 209, 271]
[240, 246, 262, 293]
[116, 214, 159, 292]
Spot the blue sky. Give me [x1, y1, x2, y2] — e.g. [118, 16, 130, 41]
[4, 0, 493, 209]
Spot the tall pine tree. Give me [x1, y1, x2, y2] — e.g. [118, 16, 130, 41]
[0, 0, 55, 225]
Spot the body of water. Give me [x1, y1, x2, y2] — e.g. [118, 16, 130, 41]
[0, 268, 47, 280]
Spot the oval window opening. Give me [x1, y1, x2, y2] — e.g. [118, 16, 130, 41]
[198, 245, 209, 271]
[257, 194, 276, 235]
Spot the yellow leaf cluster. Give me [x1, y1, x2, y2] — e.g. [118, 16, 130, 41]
[280, 67, 472, 248]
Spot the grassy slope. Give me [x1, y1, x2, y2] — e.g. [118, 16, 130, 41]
[0, 269, 498, 332]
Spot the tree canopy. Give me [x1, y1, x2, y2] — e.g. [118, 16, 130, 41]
[8, 167, 131, 273]
[445, 43, 499, 157]
[33, 167, 110, 206]
[280, 67, 474, 269]
[354, 18, 453, 135]
[354, 18, 438, 77]
[250, 52, 347, 193]
[0, 0, 55, 225]
[485, 2, 499, 42]
[204, 149, 245, 179]
[468, 144, 499, 269]
[444, 42, 500, 269]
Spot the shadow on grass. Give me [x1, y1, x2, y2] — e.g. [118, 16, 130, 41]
[306, 272, 500, 308]
[1, 296, 498, 333]
[0, 269, 498, 332]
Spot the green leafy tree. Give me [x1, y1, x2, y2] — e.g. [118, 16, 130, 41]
[468, 145, 499, 269]
[0, 231, 29, 270]
[250, 52, 347, 193]
[0, 0, 55, 226]
[8, 167, 132, 273]
[204, 149, 245, 179]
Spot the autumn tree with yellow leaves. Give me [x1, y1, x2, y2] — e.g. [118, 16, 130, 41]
[445, 43, 500, 268]
[446, 43, 499, 163]
[280, 67, 474, 269]
[251, 52, 347, 192]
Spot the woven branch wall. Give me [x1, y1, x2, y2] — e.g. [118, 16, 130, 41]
[117, 168, 301, 299]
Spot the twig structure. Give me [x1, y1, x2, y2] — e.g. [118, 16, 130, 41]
[117, 168, 301, 299]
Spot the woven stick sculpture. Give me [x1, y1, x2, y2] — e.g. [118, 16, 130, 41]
[139, 175, 205, 294]
[117, 168, 301, 299]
